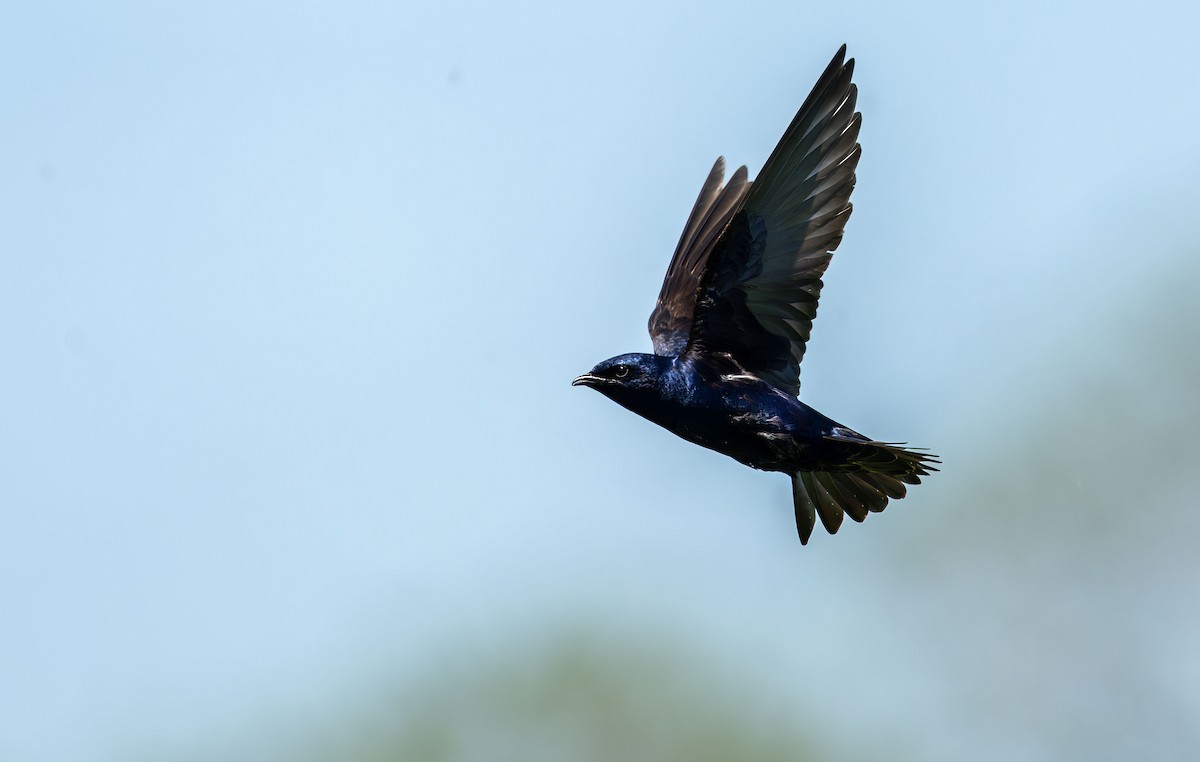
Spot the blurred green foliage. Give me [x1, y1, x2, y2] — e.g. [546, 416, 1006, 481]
[164, 634, 837, 762]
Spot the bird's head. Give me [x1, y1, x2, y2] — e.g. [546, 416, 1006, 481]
[572, 353, 670, 405]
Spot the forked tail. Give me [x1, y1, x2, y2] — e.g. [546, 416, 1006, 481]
[791, 435, 939, 544]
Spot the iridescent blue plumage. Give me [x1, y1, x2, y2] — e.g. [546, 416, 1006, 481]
[573, 46, 938, 544]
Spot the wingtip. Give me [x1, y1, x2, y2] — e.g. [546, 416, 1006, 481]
[834, 43, 853, 68]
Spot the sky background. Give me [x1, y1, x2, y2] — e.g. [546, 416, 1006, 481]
[2, 1, 1199, 760]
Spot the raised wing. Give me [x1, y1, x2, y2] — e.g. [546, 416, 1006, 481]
[647, 157, 749, 357]
[685, 45, 861, 396]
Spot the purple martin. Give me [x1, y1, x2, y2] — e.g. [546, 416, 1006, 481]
[573, 46, 938, 544]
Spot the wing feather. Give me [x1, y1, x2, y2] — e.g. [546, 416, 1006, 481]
[684, 46, 862, 395]
[648, 159, 750, 356]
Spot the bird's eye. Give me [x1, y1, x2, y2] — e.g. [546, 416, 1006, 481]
[613, 364, 631, 379]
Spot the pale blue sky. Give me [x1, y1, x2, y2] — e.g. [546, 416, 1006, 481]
[2, 1, 1199, 759]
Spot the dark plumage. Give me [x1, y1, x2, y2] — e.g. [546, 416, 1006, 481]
[573, 46, 938, 544]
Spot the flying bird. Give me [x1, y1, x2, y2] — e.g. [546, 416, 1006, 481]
[572, 45, 938, 544]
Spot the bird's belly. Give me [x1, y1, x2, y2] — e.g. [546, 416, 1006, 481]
[666, 408, 803, 473]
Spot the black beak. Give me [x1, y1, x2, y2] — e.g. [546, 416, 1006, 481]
[572, 374, 601, 387]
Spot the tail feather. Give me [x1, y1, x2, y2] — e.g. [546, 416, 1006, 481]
[791, 475, 818, 545]
[842, 472, 890, 512]
[817, 471, 865, 523]
[789, 438, 940, 543]
[864, 472, 908, 500]
[805, 472, 844, 534]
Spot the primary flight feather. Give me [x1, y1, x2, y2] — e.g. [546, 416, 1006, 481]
[573, 46, 938, 544]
